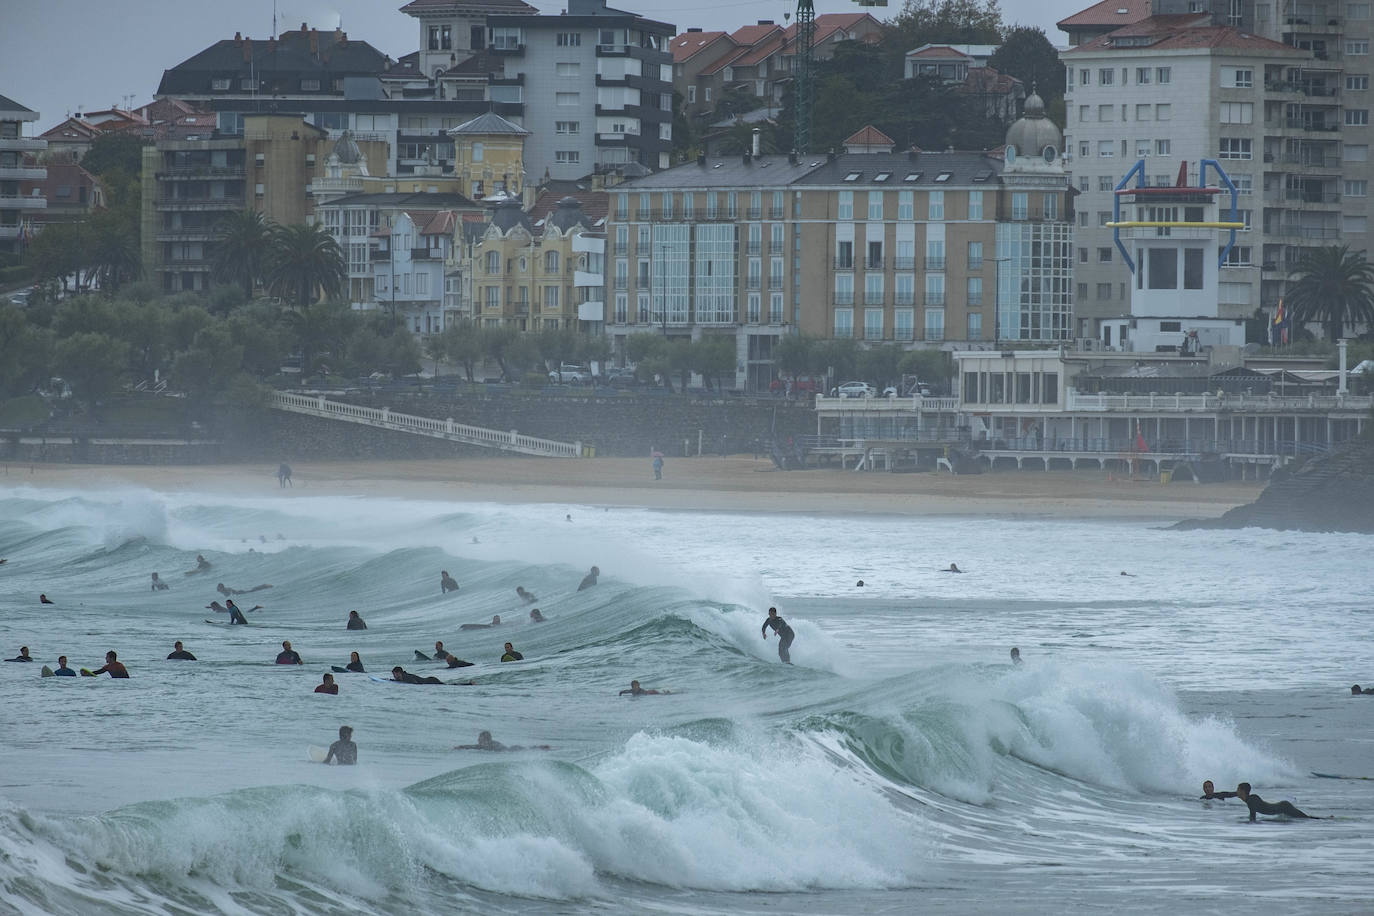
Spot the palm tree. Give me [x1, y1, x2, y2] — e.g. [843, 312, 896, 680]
[1285, 245, 1374, 342]
[264, 223, 346, 309]
[212, 209, 274, 298]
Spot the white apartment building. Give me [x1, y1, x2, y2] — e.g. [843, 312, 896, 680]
[1061, 4, 1374, 341]
[0, 93, 45, 257]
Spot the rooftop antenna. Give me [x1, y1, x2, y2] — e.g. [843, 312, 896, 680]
[272, 0, 277, 38]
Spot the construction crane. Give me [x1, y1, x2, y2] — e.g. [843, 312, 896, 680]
[792, 0, 887, 155]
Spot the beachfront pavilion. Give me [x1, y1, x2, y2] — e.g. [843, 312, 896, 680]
[812, 347, 1371, 478]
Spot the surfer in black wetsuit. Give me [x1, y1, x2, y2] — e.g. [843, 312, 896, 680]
[217, 582, 272, 597]
[529, 608, 546, 622]
[432, 641, 450, 661]
[440, 570, 460, 594]
[344, 651, 365, 673]
[1352, 685, 1374, 695]
[225, 600, 249, 625]
[578, 566, 599, 591]
[151, 573, 169, 591]
[445, 655, 474, 669]
[346, 610, 367, 630]
[1200, 780, 1238, 800]
[1010, 647, 1022, 665]
[323, 726, 356, 764]
[516, 586, 537, 604]
[454, 730, 551, 750]
[185, 555, 211, 575]
[618, 680, 668, 696]
[275, 640, 302, 665]
[6, 646, 34, 662]
[944, 563, 963, 573]
[500, 642, 523, 662]
[39, 594, 54, 604]
[390, 666, 443, 684]
[761, 607, 795, 664]
[1234, 783, 1323, 821]
[167, 641, 197, 660]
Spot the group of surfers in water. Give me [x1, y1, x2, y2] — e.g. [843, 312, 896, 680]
[1199, 780, 1330, 821]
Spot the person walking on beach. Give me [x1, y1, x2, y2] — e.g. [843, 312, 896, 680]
[761, 607, 795, 664]
[651, 449, 664, 480]
[277, 463, 292, 488]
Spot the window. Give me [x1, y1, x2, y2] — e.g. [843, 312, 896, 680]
[864, 308, 883, 340]
[687, 85, 696, 103]
[1232, 173, 1253, 194]
[1352, 2, 1373, 18]
[1348, 109, 1370, 125]
[1098, 210, 1111, 226]
[1098, 140, 1115, 157]
[968, 190, 983, 220]
[1080, 68, 1091, 85]
[1044, 195, 1058, 220]
[1156, 67, 1171, 83]
[1156, 139, 1172, 156]
[555, 120, 579, 134]
[834, 308, 853, 338]
[898, 190, 914, 219]
[838, 191, 853, 220]
[1079, 247, 1089, 263]
[1155, 103, 1171, 120]
[924, 273, 944, 306]
[557, 32, 582, 46]
[1345, 215, 1369, 233]
[928, 190, 944, 220]
[1136, 103, 1152, 121]
[240, 78, 257, 90]
[1219, 137, 1252, 159]
[1348, 74, 1370, 90]
[1225, 68, 1253, 88]
[1079, 104, 1090, 122]
[1099, 68, 1114, 85]
[704, 88, 712, 102]
[968, 241, 983, 269]
[1079, 140, 1090, 158]
[1346, 179, 1368, 196]
[1220, 102, 1253, 124]
[1098, 175, 1114, 191]
[1348, 39, 1370, 55]
[211, 78, 230, 91]
[1096, 283, 1112, 300]
[868, 191, 883, 220]
[1098, 247, 1113, 263]
[967, 276, 983, 306]
[1221, 246, 1251, 266]
[489, 27, 523, 49]
[895, 308, 915, 341]
[924, 307, 944, 341]
[1009, 192, 1027, 220]
[967, 312, 982, 341]
[556, 62, 580, 77]
[1136, 67, 1152, 84]
[556, 92, 579, 106]
[1079, 211, 1088, 227]
[555, 150, 581, 164]
[1347, 144, 1369, 161]
[429, 25, 452, 50]
[1097, 104, 1114, 122]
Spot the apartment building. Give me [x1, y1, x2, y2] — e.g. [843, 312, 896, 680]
[1060, 1, 1374, 338]
[608, 105, 1072, 390]
[486, 0, 676, 181]
[371, 209, 457, 335]
[0, 94, 45, 257]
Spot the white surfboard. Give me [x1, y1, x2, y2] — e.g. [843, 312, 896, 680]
[308, 745, 328, 763]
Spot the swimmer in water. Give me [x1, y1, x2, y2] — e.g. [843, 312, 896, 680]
[315, 673, 339, 695]
[516, 586, 537, 604]
[275, 640, 302, 665]
[619, 679, 669, 696]
[344, 651, 365, 673]
[529, 608, 546, 622]
[225, 600, 250, 625]
[500, 642, 522, 662]
[217, 582, 272, 597]
[151, 572, 169, 591]
[166, 641, 197, 660]
[440, 570, 460, 594]
[944, 563, 963, 573]
[88, 650, 129, 678]
[1352, 685, 1374, 695]
[1234, 783, 1325, 821]
[39, 593, 54, 604]
[578, 566, 599, 591]
[1010, 647, 1022, 665]
[454, 730, 550, 751]
[185, 554, 211, 575]
[323, 726, 355, 764]
[6, 646, 34, 662]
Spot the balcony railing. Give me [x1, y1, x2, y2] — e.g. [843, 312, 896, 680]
[834, 258, 854, 269]
[769, 208, 785, 219]
[746, 207, 762, 219]
[834, 292, 854, 305]
[968, 258, 984, 270]
[894, 292, 915, 305]
[156, 195, 244, 209]
[746, 277, 762, 289]
[893, 256, 916, 270]
[768, 278, 784, 290]
[924, 293, 946, 306]
[924, 256, 946, 270]
[864, 292, 885, 306]
[865, 258, 884, 270]
[746, 243, 761, 254]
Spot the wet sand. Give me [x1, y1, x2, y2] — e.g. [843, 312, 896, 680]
[3, 458, 1264, 521]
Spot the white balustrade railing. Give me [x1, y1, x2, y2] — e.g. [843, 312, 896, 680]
[270, 392, 582, 457]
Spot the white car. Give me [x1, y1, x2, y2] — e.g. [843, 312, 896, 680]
[836, 381, 875, 398]
[548, 364, 592, 383]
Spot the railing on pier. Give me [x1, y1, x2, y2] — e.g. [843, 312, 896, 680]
[269, 392, 583, 457]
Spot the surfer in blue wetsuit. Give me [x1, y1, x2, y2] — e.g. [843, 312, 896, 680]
[226, 600, 249, 625]
[761, 607, 794, 664]
[323, 726, 356, 764]
[1234, 783, 1324, 821]
[53, 655, 76, 676]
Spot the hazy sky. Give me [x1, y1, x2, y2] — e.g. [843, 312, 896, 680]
[1, 0, 1075, 132]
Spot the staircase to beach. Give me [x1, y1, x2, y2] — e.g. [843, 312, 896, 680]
[268, 392, 585, 458]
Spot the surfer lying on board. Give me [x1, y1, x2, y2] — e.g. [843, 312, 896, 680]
[151, 573, 169, 591]
[185, 555, 212, 575]
[323, 726, 356, 764]
[1235, 783, 1325, 821]
[217, 582, 272, 597]
[390, 666, 444, 684]
[1200, 780, 1238, 800]
[440, 570, 460, 594]
[1352, 685, 1374, 695]
[618, 680, 669, 696]
[444, 655, 474, 668]
[454, 730, 551, 751]
[461, 616, 501, 630]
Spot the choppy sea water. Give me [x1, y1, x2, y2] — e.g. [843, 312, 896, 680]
[0, 484, 1371, 915]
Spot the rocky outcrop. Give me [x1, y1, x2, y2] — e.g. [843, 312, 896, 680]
[1174, 440, 1374, 532]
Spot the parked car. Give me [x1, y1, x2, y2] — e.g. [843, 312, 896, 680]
[835, 381, 876, 398]
[548, 363, 592, 383]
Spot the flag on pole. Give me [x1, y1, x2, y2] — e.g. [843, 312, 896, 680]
[1271, 299, 1288, 346]
[1134, 420, 1149, 453]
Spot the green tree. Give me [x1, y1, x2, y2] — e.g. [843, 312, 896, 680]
[857, 343, 906, 388]
[0, 305, 54, 397]
[538, 327, 582, 380]
[265, 223, 346, 308]
[79, 133, 145, 180]
[437, 320, 485, 381]
[53, 331, 129, 405]
[988, 27, 1066, 109]
[170, 323, 244, 401]
[899, 349, 953, 388]
[481, 325, 521, 381]
[776, 334, 821, 377]
[27, 222, 88, 292]
[579, 333, 612, 370]
[284, 299, 354, 377]
[671, 90, 698, 161]
[213, 210, 275, 299]
[816, 337, 860, 382]
[627, 332, 672, 390]
[108, 298, 172, 382]
[86, 205, 143, 293]
[225, 305, 291, 377]
[1285, 245, 1374, 342]
[691, 336, 737, 391]
[887, 0, 1003, 49]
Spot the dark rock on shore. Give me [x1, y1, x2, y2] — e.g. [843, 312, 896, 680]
[1173, 441, 1374, 533]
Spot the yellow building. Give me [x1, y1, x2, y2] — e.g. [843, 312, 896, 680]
[447, 111, 530, 204]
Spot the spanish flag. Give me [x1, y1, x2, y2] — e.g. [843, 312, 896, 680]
[1271, 299, 1287, 346]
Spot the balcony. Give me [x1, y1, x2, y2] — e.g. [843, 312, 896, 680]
[768, 278, 784, 290]
[834, 292, 854, 306]
[769, 208, 785, 219]
[746, 277, 762, 290]
[864, 292, 886, 306]
[746, 242, 761, 254]
[865, 258, 884, 270]
[412, 248, 439, 260]
[155, 229, 219, 242]
[746, 207, 762, 219]
[834, 258, 855, 270]
[159, 166, 246, 179]
[0, 137, 46, 152]
[924, 256, 946, 271]
[0, 194, 47, 209]
[156, 195, 245, 210]
[0, 166, 45, 181]
[894, 292, 915, 305]
[924, 293, 946, 306]
[893, 256, 916, 270]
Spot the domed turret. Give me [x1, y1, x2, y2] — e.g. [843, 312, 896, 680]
[1004, 90, 1063, 165]
[547, 196, 588, 233]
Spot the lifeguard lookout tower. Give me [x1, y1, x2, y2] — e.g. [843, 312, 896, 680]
[1100, 160, 1247, 354]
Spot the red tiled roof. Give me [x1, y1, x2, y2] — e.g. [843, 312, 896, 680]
[908, 45, 971, 59]
[40, 118, 103, 142]
[781, 12, 879, 47]
[732, 33, 786, 68]
[959, 66, 1021, 94]
[1064, 19, 1305, 55]
[420, 210, 457, 235]
[729, 23, 783, 45]
[1057, 0, 1151, 29]
[399, 0, 537, 14]
[529, 190, 609, 227]
[671, 31, 729, 63]
[843, 125, 894, 147]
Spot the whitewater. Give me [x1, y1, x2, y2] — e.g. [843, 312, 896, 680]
[1, 483, 1372, 915]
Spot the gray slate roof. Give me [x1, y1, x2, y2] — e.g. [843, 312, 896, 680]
[321, 191, 477, 209]
[0, 93, 35, 113]
[616, 154, 823, 189]
[794, 151, 1005, 188]
[449, 111, 529, 136]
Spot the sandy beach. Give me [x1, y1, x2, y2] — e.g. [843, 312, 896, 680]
[1, 457, 1264, 521]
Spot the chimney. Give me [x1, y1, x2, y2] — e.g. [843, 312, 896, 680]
[743, 152, 752, 164]
[243, 38, 253, 61]
[751, 127, 760, 157]
[758, 19, 774, 25]
[310, 28, 318, 55]
[687, 27, 702, 32]
[339, 31, 347, 47]
[234, 31, 242, 42]
[697, 153, 707, 166]
[300, 21, 307, 32]
[334, 26, 343, 43]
